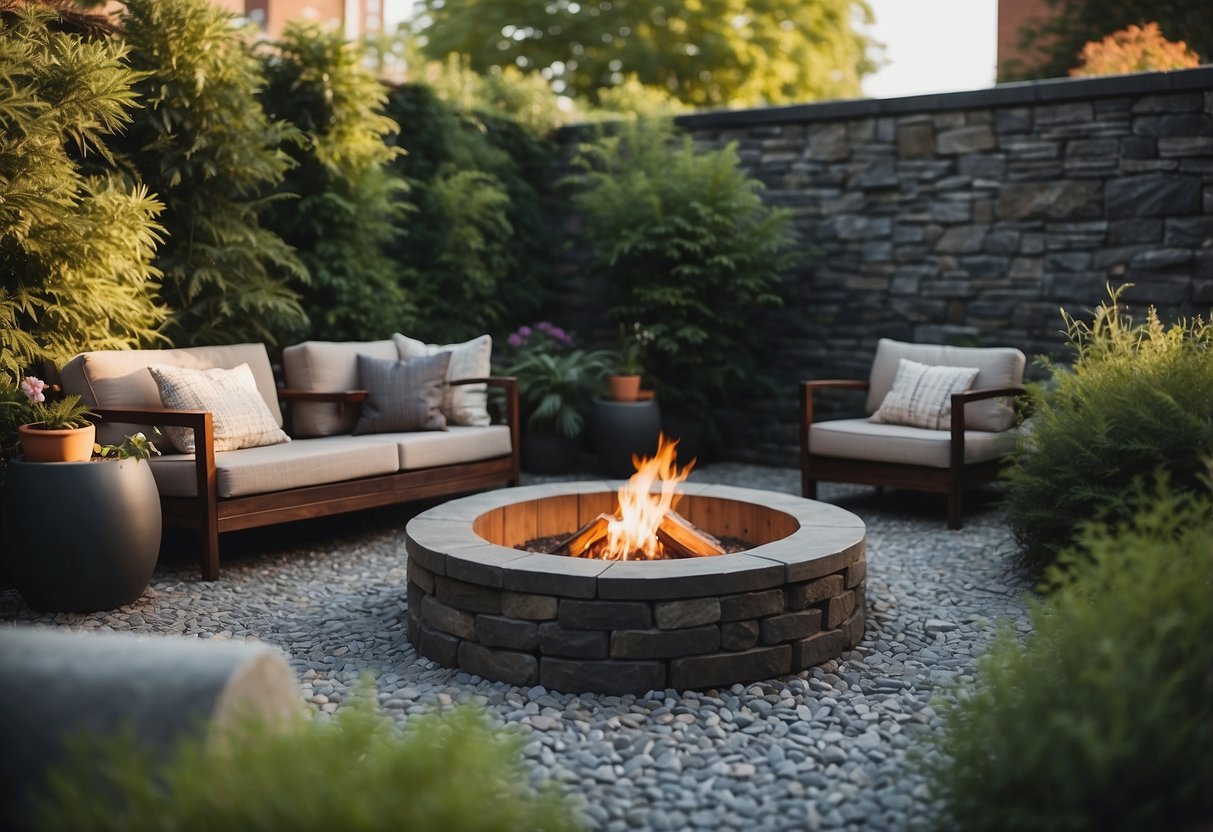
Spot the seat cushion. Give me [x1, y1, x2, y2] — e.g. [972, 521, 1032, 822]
[361, 425, 513, 470]
[809, 418, 1019, 468]
[865, 339, 1025, 432]
[394, 333, 492, 427]
[147, 436, 399, 498]
[281, 339, 399, 437]
[60, 344, 282, 447]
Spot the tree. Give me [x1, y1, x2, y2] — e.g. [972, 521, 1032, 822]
[118, 0, 308, 347]
[260, 24, 412, 342]
[1070, 22, 1200, 76]
[0, 1, 164, 382]
[416, 0, 875, 108]
[1006, 0, 1211, 81]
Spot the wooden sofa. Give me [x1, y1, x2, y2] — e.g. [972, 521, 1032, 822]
[60, 342, 519, 580]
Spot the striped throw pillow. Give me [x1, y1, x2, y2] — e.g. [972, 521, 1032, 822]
[353, 353, 451, 435]
[870, 358, 980, 430]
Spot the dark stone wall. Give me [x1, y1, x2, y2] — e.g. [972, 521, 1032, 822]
[555, 68, 1213, 466]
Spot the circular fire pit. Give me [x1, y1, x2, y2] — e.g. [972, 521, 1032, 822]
[405, 482, 866, 694]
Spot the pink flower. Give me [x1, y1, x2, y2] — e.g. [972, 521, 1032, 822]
[20, 376, 46, 404]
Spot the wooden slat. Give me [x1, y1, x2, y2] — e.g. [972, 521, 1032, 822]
[501, 499, 539, 547]
[578, 490, 616, 525]
[536, 493, 579, 537]
[472, 507, 504, 543]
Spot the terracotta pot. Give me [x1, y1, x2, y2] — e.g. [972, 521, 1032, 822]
[18, 422, 96, 463]
[608, 374, 642, 403]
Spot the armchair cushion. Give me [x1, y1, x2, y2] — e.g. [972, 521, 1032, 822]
[870, 359, 979, 430]
[394, 333, 492, 427]
[148, 363, 290, 453]
[866, 339, 1025, 432]
[810, 418, 1020, 468]
[352, 353, 450, 435]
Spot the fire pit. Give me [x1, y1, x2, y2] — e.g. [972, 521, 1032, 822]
[405, 444, 866, 694]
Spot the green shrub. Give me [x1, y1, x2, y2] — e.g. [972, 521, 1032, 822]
[118, 0, 308, 347]
[0, 3, 164, 381]
[1004, 287, 1213, 571]
[260, 24, 413, 343]
[384, 83, 554, 342]
[30, 701, 582, 832]
[925, 480, 1213, 831]
[568, 119, 795, 439]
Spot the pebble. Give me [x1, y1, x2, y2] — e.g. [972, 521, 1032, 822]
[0, 466, 1031, 832]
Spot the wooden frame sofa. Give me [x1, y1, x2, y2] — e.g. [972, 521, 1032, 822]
[61, 342, 519, 580]
[800, 339, 1026, 529]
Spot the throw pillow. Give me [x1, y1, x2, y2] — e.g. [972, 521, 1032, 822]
[393, 333, 492, 427]
[148, 363, 291, 453]
[353, 353, 451, 435]
[870, 358, 980, 430]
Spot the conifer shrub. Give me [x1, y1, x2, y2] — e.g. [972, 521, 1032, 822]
[118, 0, 307, 347]
[29, 702, 582, 832]
[261, 24, 412, 342]
[0, 2, 164, 380]
[925, 481, 1213, 831]
[1003, 288, 1213, 571]
[568, 119, 795, 438]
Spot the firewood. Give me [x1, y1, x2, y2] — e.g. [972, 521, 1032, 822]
[656, 510, 725, 558]
[554, 513, 613, 557]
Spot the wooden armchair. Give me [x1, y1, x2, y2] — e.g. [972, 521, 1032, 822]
[800, 339, 1026, 529]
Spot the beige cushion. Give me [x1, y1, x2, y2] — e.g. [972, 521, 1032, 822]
[394, 333, 492, 427]
[353, 353, 450, 435]
[362, 425, 513, 470]
[870, 359, 979, 430]
[146, 436, 399, 498]
[809, 418, 1020, 468]
[281, 340, 398, 437]
[865, 339, 1025, 432]
[149, 363, 290, 453]
[60, 344, 282, 448]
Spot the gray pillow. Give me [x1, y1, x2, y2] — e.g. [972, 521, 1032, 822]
[353, 353, 451, 435]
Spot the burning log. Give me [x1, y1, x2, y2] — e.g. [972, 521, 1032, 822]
[554, 513, 612, 557]
[656, 510, 726, 558]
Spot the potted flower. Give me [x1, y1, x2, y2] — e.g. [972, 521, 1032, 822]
[609, 323, 654, 403]
[8, 376, 97, 462]
[500, 323, 614, 473]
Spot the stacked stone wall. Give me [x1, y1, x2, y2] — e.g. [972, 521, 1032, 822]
[552, 68, 1213, 465]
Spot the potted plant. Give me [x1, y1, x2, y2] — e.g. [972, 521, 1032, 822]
[501, 323, 614, 473]
[2, 419, 164, 612]
[7, 376, 97, 462]
[609, 323, 654, 402]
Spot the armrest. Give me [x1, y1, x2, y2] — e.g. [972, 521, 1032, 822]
[800, 379, 869, 427]
[948, 386, 1027, 471]
[952, 385, 1025, 405]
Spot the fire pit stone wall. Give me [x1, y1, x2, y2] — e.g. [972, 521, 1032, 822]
[405, 483, 866, 695]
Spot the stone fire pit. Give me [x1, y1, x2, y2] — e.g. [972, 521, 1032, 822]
[404, 482, 866, 694]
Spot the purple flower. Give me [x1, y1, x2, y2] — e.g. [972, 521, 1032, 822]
[519, 325, 533, 337]
[507, 333, 524, 347]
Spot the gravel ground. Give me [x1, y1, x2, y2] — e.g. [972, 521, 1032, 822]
[0, 464, 1032, 831]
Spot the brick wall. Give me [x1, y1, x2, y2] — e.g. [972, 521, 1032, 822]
[552, 68, 1213, 465]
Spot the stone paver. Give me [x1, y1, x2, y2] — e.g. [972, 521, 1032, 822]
[0, 464, 1031, 831]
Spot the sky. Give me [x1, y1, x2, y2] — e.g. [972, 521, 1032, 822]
[383, 0, 1000, 101]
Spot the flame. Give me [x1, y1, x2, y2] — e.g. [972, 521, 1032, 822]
[599, 434, 695, 560]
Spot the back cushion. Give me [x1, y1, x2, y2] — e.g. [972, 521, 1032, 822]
[865, 339, 1026, 432]
[281, 340, 398, 436]
[60, 344, 281, 448]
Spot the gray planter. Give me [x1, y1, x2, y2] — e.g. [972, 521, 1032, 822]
[591, 397, 662, 477]
[520, 432, 581, 474]
[3, 457, 162, 612]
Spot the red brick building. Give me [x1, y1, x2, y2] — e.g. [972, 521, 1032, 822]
[997, 0, 1057, 79]
[104, 0, 386, 41]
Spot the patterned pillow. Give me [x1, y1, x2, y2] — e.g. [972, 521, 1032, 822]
[393, 333, 492, 427]
[870, 359, 980, 430]
[148, 363, 290, 453]
[353, 353, 451, 435]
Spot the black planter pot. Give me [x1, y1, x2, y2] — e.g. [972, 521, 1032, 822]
[3, 457, 162, 612]
[520, 432, 582, 474]
[591, 398, 662, 477]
